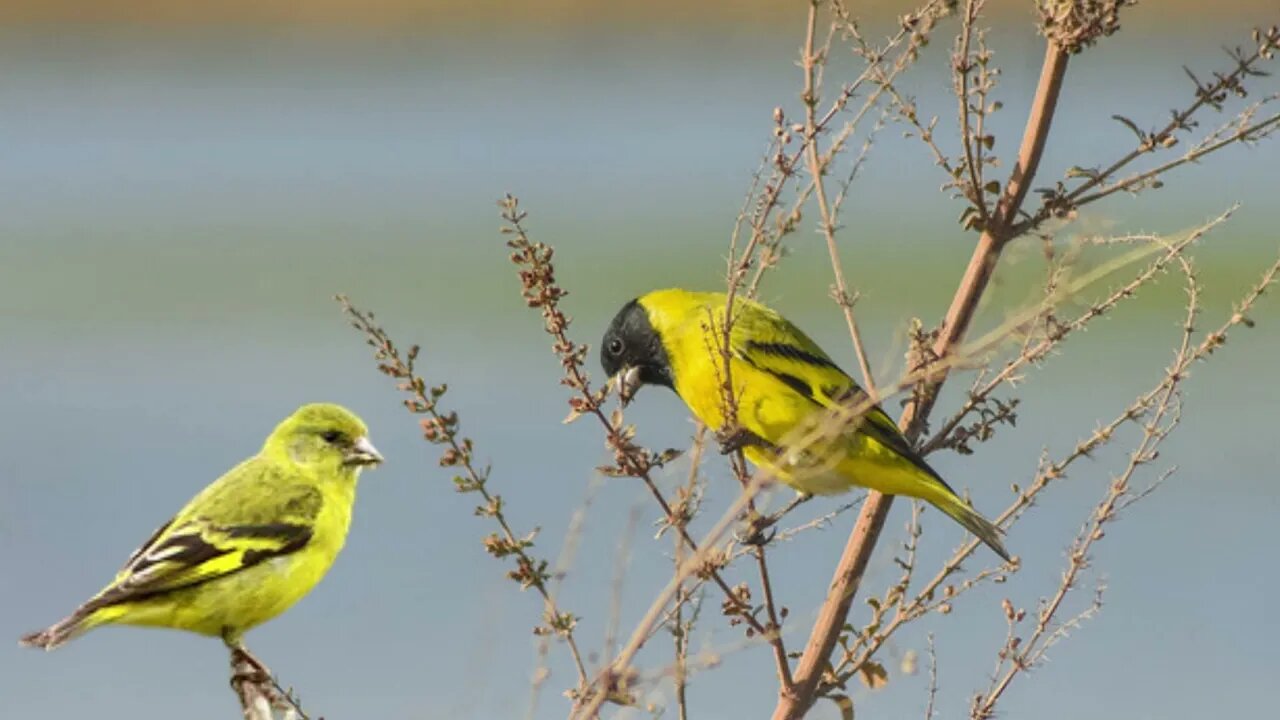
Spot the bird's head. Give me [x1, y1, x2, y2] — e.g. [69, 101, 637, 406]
[265, 403, 383, 475]
[601, 297, 675, 406]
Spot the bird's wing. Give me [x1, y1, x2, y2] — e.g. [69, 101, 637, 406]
[91, 466, 321, 609]
[729, 307, 936, 476]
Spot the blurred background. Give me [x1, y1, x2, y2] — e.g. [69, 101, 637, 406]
[1, 2, 1277, 718]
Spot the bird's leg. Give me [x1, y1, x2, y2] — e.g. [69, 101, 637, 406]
[226, 638, 272, 685]
[715, 425, 777, 456]
[717, 426, 788, 545]
[734, 507, 777, 547]
[736, 492, 814, 545]
[228, 645, 272, 719]
[225, 633, 295, 717]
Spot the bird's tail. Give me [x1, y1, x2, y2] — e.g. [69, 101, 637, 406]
[19, 604, 103, 650]
[929, 489, 1012, 563]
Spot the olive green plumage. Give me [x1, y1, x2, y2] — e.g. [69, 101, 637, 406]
[20, 403, 384, 650]
[601, 289, 1010, 561]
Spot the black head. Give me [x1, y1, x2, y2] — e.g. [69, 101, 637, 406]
[600, 298, 674, 402]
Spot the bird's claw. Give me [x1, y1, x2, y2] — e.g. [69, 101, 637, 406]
[229, 648, 268, 686]
[735, 511, 779, 547]
[733, 493, 814, 546]
[715, 426, 774, 456]
[227, 644, 294, 712]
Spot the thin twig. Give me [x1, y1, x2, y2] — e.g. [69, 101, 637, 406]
[802, 0, 878, 393]
[923, 207, 1237, 455]
[773, 31, 1072, 720]
[672, 427, 707, 720]
[338, 295, 592, 695]
[924, 634, 939, 720]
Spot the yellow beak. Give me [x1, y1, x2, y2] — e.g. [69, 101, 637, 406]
[346, 436, 385, 466]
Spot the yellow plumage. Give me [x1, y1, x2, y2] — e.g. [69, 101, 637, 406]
[20, 402, 383, 650]
[601, 289, 1010, 560]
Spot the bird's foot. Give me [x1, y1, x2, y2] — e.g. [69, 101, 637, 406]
[715, 425, 776, 456]
[228, 645, 273, 692]
[227, 643, 296, 714]
[734, 509, 777, 547]
[734, 493, 814, 546]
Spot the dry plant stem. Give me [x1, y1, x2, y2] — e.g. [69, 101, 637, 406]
[924, 634, 939, 720]
[500, 205, 770, 643]
[674, 587, 692, 720]
[336, 296, 591, 695]
[773, 40, 1070, 720]
[1071, 113, 1280, 207]
[802, 0, 877, 393]
[674, 598, 690, 720]
[531, 483, 602, 719]
[718, 3, 947, 694]
[1060, 34, 1275, 202]
[743, 0, 948, 299]
[718, 178, 792, 696]
[972, 256, 1200, 719]
[755, 545, 792, 687]
[227, 644, 308, 720]
[672, 429, 707, 720]
[602, 506, 643, 665]
[718, 91, 799, 698]
[957, 0, 993, 230]
[229, 651, 274, 720]
[831, 242, 1277, 690]
[993, 45, 1069, 232]
[708, 292, 793, 694]
[499, 201, 788, 712]
[974, 443, 1151, 717]
[1015, 26, 1280, 234]
[981, 260, 1280, 705]
[573, 472, 776, 719]
[231, 670, 274, 720]
[575, 236, 1225, 716]
[923, 207, 1236, 455]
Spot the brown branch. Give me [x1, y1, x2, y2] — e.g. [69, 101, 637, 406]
[230, 651, 278, 720]
[923, 208, 1237, 455]
[572, 233, 1230, 713]
[1014, 25, 1280, 235]
[227, 644, 312, 720]
[972, 252, 1202, 718]
[754, 544, 793, 688]
[833, 239, 1275, 695]
[498, 199, 792, 715]
[1062, 27, 1275, 204]
[773, 37, 1071, 720]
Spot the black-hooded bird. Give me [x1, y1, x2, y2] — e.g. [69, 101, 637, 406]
[600, 289, 1010, 561]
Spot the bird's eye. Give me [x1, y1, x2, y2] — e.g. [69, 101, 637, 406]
[607, 338, 625, 356]
[321, 430, 343, 444]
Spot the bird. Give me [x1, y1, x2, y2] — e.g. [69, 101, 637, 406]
[19, 402, 384, 653]
[599, 288, 1010, 561]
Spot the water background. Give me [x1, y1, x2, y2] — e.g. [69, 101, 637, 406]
[2, 5, 1278, 718]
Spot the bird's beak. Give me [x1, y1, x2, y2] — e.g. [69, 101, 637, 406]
[345, 436, 384, 467]
[612, 366, 643, 408]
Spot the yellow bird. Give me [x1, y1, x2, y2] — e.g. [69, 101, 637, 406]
[600, 289, 1010, 561]
[20, 403, 384, 652]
